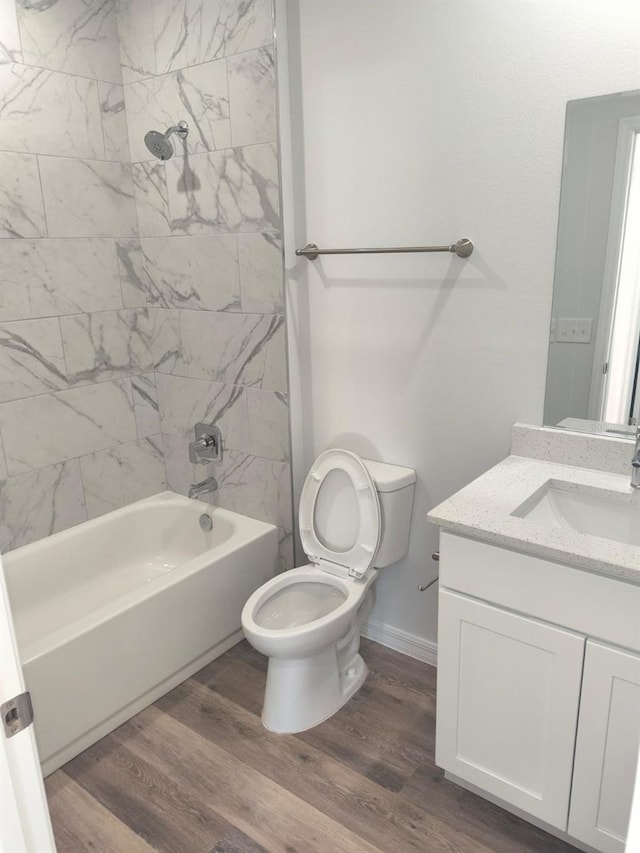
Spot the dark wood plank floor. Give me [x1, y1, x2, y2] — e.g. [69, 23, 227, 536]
[45, 640, 579, 852]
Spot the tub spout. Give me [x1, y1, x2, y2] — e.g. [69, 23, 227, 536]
[188, 477, 218, 500]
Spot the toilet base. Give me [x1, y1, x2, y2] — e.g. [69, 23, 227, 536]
[261, 646, 368, 734]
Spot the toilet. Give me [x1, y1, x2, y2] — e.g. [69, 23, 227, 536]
[241, 448, 415, 733]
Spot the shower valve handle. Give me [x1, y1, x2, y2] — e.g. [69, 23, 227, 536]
[189, 423, 222, 464]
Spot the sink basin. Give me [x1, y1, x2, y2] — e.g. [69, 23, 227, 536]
[513, 480, 640, 546]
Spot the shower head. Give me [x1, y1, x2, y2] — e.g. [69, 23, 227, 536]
[144, 120, 189, 160]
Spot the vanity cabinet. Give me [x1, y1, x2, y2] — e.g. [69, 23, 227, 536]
[569, 642, 640, 853]
[436, 590, 584, 828]
[436, 532, 640, 852]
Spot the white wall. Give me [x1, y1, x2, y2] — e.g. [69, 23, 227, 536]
[281, 0, 640, 646]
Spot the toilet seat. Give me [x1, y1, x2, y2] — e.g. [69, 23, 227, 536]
[241, 563, 374, 659]
[299, 449, 382, 579]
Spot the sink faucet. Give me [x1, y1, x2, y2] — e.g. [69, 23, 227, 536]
[633, 427, 640, 490]
[189, 476, 218, 500]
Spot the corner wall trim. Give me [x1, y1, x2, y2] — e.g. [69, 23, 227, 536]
[362, 618, 438, 667]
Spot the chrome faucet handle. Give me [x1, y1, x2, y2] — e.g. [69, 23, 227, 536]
[189, 423, 222, 464]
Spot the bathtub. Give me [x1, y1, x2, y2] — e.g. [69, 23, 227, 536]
[3, 491, 278, 776]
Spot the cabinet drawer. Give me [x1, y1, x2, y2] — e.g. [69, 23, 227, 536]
[440, 532, 640, 652]
[436, 590, 585, 830]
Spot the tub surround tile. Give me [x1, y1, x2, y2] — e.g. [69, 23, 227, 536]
[0, 272, 29, 324]
[151, 0, 192, 74]
[247, 388, 289, 462]
[156, 373, 249, 453]
[165, 143, 280, 235]
[153, 0, 273, 72]
[39, 157, 136, 239]
[60, 308, 181, 385]
[212, 0, 274, 58]
[161, 432, 192, 495]
[0, 318, 68, 402]
[0, 379, 136, 475]
[277, 527, 294, 573]
[139, 235, 240, 310]
[0, 459, 86, 553]
[228, 47, 275, 147]
[131, 373, 160, 438]
[151, 309, 182, 374]
[0, 0, 22, 63]
[16, 0, 121, 83]
[80, 436, 165, 519]
[0, 432, 7, 480]
[0, 151, 46, 238]
[99, 83, 130, 162]
[180, 311, 287, 392]
[211, 450, 292, 531]
[115, 239, 151, 308]
[0, 63, 104, 159]
[132, 163, 171, 237]
[124, 59, 230, 163]
[177, 60, 231, 153]
[238, 233, 283, 313]
[183, 0, 273, 64]
[0, 0, 291, 551]
[116, 0, 156, 83]
[0, 238, 123, 321]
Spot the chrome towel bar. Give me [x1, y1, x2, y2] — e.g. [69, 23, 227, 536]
[295, 237, 473, 260]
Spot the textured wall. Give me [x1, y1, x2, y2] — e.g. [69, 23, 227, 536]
[0, 0, 293, 563]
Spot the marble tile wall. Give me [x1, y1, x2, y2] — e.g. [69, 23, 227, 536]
[0, 0, 165, 552]
[116, 0, 293, 571]
[0, 0, 292, 565]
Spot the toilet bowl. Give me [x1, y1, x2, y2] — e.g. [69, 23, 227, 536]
[241, 448, 416, 734]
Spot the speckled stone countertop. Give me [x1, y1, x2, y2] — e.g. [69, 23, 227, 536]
[428, 454, 640, 584]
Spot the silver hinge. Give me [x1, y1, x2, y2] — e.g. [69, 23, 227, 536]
[603, 362, 609, 375]
[2, 692, 34, 738]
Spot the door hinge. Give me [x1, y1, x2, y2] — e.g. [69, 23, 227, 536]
[603, 362, 609, 375]
[2, 692, 34, 738]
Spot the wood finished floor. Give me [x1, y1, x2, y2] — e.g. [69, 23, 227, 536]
[45, 639, 579, 853]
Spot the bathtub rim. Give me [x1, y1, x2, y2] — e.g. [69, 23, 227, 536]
[4, 491, 278, 662]
[3, 490, 272, 569]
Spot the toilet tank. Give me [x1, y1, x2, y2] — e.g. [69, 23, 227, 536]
[362, 459, 416, 568]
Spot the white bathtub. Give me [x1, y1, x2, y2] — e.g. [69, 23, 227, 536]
[3, 491, 277, 776]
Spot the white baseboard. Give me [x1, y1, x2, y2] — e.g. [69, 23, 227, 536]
[362, 618, 438, 667]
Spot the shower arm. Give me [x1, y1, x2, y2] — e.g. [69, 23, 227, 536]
[163, 121, 189, 141]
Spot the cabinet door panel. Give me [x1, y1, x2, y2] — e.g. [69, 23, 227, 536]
[436, 590, 585, 830]
[568, 641, 640, 853]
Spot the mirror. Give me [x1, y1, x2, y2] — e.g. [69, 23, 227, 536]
[544, 89, 640, 437]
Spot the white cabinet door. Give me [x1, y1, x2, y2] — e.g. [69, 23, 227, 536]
[436, 590, 585, 830]
[568, 640, 640, 853]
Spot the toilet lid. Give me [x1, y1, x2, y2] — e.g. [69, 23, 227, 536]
[299, 449, 381, 578]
